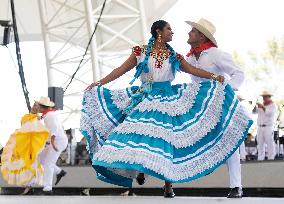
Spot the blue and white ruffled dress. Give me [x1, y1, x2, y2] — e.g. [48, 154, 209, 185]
[80, 48, 253, 187]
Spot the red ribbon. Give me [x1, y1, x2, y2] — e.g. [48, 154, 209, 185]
[42, 108, 55, 118]
[186, 41, 217, 57]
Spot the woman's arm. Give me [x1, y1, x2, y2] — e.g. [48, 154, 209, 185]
[86, 53, 137, 90]
[180, 57, 224, 83]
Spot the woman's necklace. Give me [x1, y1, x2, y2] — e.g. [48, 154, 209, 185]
[151, 46, 171, 68]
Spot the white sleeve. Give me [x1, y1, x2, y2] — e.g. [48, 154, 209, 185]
[214, 50, 245, 90]
[264, 104, 276, 117]
[253, 107, 259, 114]
[44, 114, 59, 137]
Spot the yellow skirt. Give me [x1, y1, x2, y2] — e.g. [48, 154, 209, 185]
[1, 113, 49, 186]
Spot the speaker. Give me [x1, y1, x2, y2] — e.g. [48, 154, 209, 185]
[3, 26, 11, 45]
[48, 87, 64, 110]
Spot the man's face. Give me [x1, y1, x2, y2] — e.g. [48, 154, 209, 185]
[262, 95, 271, 103]
[37, 104, 45, 113]
[187, 27, 202, 45]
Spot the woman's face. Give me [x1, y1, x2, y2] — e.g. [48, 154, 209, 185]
[31, 103, 39, 114]
[159, 23, 174, 43]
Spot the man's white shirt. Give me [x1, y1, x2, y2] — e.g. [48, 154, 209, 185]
[43, 111, 67, 141]
[255, 104, 277, 126]
[186, 47, 244, 90]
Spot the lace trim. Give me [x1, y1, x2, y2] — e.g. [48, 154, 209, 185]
[114, 82, 225, 148]
[110, 82, 201, 117]
[1, 135, 44, 186]
[106, 140, 173, 158]
[137, 82, 200, 116]
[94, 104, 251, 182]
[80, 87, 116, 143]
[15, 120, 48, 133]
[147, 83, 186, 100]
[110, 89, 131, 111]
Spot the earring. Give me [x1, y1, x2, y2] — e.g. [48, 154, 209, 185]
[158, 34, 162, 43]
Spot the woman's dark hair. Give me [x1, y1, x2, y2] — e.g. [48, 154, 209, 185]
[150, 20, 168, 38]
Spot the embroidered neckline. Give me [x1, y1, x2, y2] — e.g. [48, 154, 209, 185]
[150, 48, 171, 68]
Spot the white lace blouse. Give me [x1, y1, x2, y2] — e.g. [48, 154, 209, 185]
[133, 46, 175, 83]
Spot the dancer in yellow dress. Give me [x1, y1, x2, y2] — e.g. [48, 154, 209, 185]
[1, 103, 49, 194]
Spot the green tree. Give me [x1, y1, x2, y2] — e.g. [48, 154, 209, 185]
[233, 36, 284, 112]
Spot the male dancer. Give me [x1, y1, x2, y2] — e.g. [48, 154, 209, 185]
[37, 96, 68, 195]
[185, 18, 245, 198]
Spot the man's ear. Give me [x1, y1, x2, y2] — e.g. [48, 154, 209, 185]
[200, 33, 206, 41]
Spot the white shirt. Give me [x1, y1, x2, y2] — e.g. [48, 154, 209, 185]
[254, 103, 277, 126]
[186, 47, 244, 90]
[43, 111, 67, 141]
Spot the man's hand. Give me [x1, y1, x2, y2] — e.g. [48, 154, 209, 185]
[51, 135, 58, 152]
[216, 75, 225, 83]
[257, 103, 264, 108]
[256, 102, 266, 111]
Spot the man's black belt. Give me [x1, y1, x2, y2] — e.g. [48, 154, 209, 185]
[259, 124, 267, 127]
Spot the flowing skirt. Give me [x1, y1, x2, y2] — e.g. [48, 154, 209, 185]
[1, 115, 49, 186]
[80, 81, 253, 187]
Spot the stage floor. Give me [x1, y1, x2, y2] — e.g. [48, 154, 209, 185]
[1, 196, 283, 204]
[3, 161, 284, 188]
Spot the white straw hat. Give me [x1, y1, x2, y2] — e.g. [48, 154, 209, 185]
[260, 90, 273, 96]
[36, 96, 55, 107]
[185, 18, 217, 46]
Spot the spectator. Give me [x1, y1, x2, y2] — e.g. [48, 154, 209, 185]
[253, 91, 277, 160]
[245, 133, 257, 161]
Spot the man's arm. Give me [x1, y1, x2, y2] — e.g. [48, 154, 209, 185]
[214, 50, 245, 90]
[50, 135, 58, 152]
[44, 114, 59, 151]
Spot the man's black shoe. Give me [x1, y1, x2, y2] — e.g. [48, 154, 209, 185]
[227, 187, 243, 198]
[42, 190, 53, 196]
[55, 170, 67, 185]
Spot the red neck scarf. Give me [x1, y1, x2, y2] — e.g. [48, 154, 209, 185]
[264, 99, 273, 106]
[186, 41, 217, 57]
[42, 108, 55, 118]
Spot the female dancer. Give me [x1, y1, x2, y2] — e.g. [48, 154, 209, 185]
[1, 103, 49, 194]
[81, 20, 252, 198]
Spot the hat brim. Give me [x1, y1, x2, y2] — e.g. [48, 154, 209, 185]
[260, 94, 272, 96]
[35, 100, 55, 107]
[186, 21, 218, 46]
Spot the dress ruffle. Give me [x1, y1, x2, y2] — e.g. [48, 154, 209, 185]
[80, 81, 253, 187]
[1, 114, 49, 186]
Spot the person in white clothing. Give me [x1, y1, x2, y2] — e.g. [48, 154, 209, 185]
[185, 18, 245, 198]
[238, 95, 248, 161]
[36, 96, 68, 195]
[253, 91, 277, 160]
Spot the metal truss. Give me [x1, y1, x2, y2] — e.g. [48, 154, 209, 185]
[38, 0, 150, 129]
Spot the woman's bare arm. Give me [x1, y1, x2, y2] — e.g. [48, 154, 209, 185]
[86, 53, 137, 90]
[179, 58, 224, 83]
